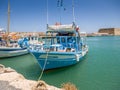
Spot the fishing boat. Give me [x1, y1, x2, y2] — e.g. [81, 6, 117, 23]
[29, 0, 88, 70]
[0, 0, 28, 58]
[29, 22, 88, 70]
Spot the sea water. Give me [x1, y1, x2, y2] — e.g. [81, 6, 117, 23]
[0, 36, 120, 90]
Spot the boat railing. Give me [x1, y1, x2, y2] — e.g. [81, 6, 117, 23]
[41, 36, 81, 52]
[26, 35, 87, 53]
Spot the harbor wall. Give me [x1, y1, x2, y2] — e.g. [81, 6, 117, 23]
[98, 28, 120, 35]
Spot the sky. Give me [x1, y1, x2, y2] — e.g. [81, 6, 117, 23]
[0, 0, 120, 33]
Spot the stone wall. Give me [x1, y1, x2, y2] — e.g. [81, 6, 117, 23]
[98, 28, 120, 35]
[114, 28, 120, 35]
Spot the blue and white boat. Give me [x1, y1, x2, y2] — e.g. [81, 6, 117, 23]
[0, 0, 28, 58]
[30, 22, 88, 70]
[28, 0, 88, 70]
[0, 32, 29, 58]
[0, 47, 28, 58]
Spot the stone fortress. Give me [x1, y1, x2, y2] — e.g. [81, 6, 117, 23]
[98, 28, 120, 35]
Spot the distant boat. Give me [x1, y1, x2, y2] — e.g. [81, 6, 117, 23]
[0, 0, 28, 58]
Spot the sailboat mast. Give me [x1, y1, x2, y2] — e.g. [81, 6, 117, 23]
[6, 0, 10, 46]
[7, 0, 10, 35]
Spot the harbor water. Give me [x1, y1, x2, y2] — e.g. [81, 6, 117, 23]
[0, 36, 120, 90]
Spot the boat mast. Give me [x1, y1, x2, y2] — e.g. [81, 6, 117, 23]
[6, 0, 10, 46]
[72, 0, 75, 23]
[46, 0, 48, 25]
[7, 0, 10, 35]
[72, 0, 81, 51]
[59, 0, 63, 23]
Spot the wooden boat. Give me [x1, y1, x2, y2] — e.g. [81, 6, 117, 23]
[29, 23, 88, 70]
[27, 0, 88, 70]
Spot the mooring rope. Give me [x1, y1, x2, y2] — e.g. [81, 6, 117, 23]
[38, 50, 49, 80]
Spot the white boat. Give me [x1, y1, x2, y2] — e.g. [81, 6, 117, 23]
[0, 47, 28, 58]
[0, 0, 29, 58]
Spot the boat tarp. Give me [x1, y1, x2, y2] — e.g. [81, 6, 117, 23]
[47, 24, 76, 31]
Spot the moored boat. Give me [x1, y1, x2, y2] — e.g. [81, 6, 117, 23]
[0, 47, 28, 58]
[26, 0, 89, 70]
[0, 0, 29, 58]
[30, 22, 88, 70]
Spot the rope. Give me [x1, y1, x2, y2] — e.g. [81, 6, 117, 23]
[38, 50, 49, 80]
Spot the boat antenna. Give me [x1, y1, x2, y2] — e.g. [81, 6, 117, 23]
[59, 5, 62, 23]
[72, 0, 75, 23]
[46, 0, 48, 25]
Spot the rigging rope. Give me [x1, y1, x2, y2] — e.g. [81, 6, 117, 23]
[38, 50, 49, 80]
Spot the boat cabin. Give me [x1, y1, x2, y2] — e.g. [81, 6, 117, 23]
[43, 23, 82, 52]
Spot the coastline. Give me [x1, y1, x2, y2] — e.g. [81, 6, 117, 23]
[0, 64, 78, 90]
[0, 64, 62, 90]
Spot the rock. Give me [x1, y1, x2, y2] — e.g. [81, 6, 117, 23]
[32, 80, 62, 90]
[0, 64, 62, 90]
[4, 67, 16, 73]
[0, 64, 5, 68]
[32, 81, 47, 90]
[0, 64, 5, 74]
[0, 64, 15, 74]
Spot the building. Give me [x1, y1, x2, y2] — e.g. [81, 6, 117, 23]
[98, 28, 120, 35]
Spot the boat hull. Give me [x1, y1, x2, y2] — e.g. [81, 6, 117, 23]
[0, 47, 28, 58]
[31, 49, 88, 70]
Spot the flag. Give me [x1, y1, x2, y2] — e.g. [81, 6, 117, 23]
[57, 0, 60, 7]
[60, 0, 63, 7]
[57, 0, 63, 7]
[64, 8, 66, 11]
